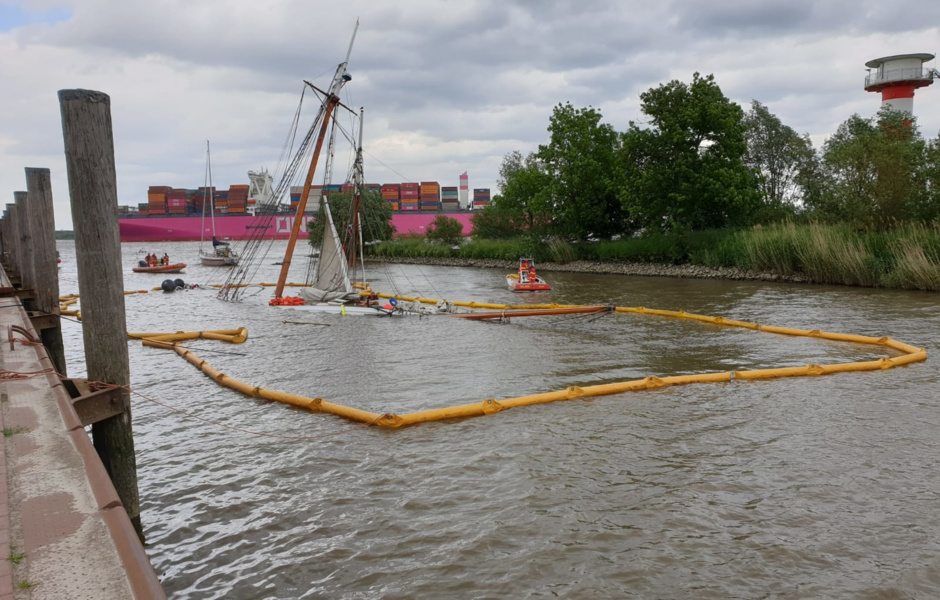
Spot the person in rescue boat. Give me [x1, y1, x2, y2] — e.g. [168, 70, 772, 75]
[163, 253, 170, 266]
[528, 264, 537, 282]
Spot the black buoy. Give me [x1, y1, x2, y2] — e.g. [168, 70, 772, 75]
[161, 279, 176, 293]
[174, 278, 185, 289]
[138, 260, 148, 267]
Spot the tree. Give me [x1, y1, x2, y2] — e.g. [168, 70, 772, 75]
[742, 100, 815, 220]
[536, 103, 626, 239]
[306, 189, 394, 248]
[495, 150, 553, 234]
[426, 215, 465, 245]
[814, 107, 927, 228]
[619, 73, 760, 232]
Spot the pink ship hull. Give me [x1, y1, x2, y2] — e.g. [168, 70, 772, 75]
[118, 212, 475, 242]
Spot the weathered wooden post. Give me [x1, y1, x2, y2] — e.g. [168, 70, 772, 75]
[25, 167, 67, 375]
[13, 193, 30, 288]
[58, 89, 142, 540]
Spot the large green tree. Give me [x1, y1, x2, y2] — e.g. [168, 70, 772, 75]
[813, 107, 928, 228]
[494, 150, 553, 233]
[742, 100, 815, 220]
[536, 103, 625, 239]
[619, 73, 760, 231]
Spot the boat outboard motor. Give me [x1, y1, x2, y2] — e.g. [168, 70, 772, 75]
[161, 279, 176, 293]
[174, 278, 185, 289]
[138, 260, 148, 267]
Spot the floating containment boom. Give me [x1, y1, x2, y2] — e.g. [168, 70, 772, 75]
[129, 302, 928, 428]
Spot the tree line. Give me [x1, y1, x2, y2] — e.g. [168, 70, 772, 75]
[473, 72, 940, 241]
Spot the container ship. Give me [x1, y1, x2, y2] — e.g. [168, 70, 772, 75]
[118, 170, 487, 243]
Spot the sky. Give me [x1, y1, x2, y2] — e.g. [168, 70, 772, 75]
[2, 0, 939, 231]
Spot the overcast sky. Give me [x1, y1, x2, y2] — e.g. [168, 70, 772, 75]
[2, 0, 939, 230]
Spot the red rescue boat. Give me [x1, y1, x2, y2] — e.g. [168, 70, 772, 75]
[506, 258, 551, 291]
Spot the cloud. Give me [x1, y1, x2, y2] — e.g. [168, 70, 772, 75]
[1, 0, 938, 230]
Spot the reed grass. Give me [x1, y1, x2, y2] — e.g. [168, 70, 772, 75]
[366, 222, 940, 291]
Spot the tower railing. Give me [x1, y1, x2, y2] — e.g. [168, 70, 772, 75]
[865, 67, 932, 87]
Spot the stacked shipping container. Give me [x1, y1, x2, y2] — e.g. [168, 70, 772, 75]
[140, 174, 487, 217]
[441, 186, 459, 212]
[400, 182, 419, 211]
[381, 183, 401, 211]
[419, 181, 440, 211]
[148, 186, 171, 215]
[473, 188, 491, 208]
[228, 184, 249, 214]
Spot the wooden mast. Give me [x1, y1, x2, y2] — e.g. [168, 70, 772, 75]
[273, 97, 340, 299]
[347, 107, 364, 272]
[273, 20, 358, 299]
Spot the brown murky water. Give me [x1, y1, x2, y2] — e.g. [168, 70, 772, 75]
[58, 241, 940, 599]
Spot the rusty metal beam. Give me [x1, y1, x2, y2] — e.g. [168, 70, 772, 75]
[61, 377, 126, 427]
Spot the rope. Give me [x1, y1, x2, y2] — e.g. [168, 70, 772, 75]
[0, 367, 57, 381]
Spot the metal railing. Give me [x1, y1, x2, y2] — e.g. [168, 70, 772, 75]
[865, 67, 932, 87]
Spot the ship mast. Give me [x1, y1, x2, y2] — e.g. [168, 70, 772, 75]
[273, 20, 358, 299]
[347, 107, 364, 272]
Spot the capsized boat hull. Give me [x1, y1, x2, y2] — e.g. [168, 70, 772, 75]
[132, 263, 187, 274]
[200, 253, 239, 267]
[274, 302, 398, 316]
[506, 274, 551, 291]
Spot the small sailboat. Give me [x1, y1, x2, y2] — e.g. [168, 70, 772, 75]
[507, 258, 551, 291]
[199, 141, 240, 267]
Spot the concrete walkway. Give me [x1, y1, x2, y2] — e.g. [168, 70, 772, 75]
[0, 268, 164, 599]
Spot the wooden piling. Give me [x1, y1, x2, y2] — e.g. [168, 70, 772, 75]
[58, 88, 142, 540]
[25, 167, 66, 375]
[14, 192, 31, 287]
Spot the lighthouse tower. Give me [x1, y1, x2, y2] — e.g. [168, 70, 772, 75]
[864, 53, 937, 115]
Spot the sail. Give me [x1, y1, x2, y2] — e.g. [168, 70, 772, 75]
[299, 199, 359, 303]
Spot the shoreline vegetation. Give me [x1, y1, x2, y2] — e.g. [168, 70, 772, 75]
[366, 222, 940, 292]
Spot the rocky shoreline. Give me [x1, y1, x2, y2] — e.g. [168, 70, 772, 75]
[366, 255, 809, 284]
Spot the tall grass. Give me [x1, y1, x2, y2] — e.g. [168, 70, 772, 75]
[735, 221, 940, 290]
[367, 223, 940, 291]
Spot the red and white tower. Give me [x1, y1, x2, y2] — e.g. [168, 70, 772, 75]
[864, 53, 937, 115]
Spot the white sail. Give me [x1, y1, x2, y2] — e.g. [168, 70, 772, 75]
[299, 198, 359, 303]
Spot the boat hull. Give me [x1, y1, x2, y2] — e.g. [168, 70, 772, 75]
[274, 303, 396, 316]
[132, 263, 187, 274]
[119, 212, 475, 242]
[506, 274, 551, 291]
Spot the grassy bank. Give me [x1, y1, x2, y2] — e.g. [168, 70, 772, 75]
[367, 222, 940, 291]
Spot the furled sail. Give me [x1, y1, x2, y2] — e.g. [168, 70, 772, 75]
[299, 199, 359, 303]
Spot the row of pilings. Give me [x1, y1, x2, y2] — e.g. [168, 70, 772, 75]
[2, 90, 163, 596]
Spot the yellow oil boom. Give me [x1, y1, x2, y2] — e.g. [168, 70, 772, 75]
[129, 302, 927, 428]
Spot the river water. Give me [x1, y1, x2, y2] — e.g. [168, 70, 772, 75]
[55, 240, 939, 599]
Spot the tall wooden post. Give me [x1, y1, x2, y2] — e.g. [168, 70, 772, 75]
[3, 204, 16, 271]
[14, 192, 33, 287]
[58, 89, 142, 540]
[25, 167, 67, 375]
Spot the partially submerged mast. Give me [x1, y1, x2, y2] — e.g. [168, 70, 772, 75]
[347, 107, 364, 273]
[273, 20, 359, 299]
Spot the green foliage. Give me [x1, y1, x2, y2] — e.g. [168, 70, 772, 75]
[470, 204, 526, 239]
[813, 108, 928, 229]
[306, 190, 394, 248]
[537, 102, 627, 239]
[619, 73, 761, 232]
[742, 100, 815, 219]
[425, 215, 465, 245]
[732, 221, 940, 290]
[494, 150, 553, 235]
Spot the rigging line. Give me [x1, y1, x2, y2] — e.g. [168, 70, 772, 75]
[361, 148, 417, 184]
